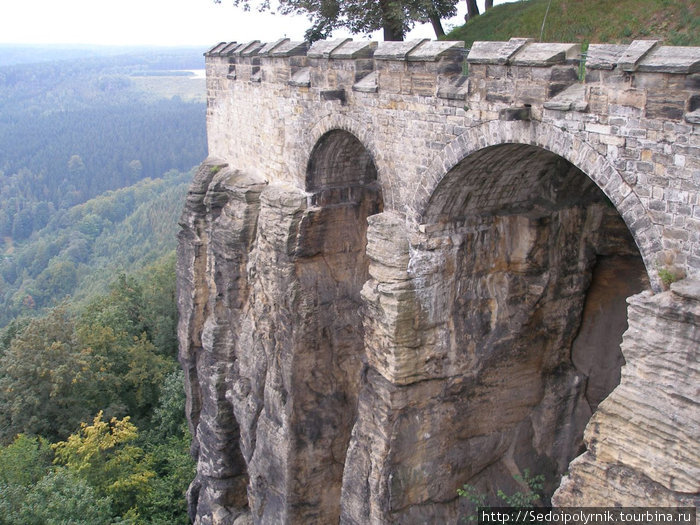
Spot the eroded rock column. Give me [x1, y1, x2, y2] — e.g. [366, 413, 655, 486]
[554, 280, 700, 507]
[177, 160, 267, 524]
[232, 178, 380, 524]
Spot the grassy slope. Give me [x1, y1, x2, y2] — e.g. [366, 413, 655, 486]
[447, 0, 699, 48]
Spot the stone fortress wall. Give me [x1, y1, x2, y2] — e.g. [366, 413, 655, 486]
[177, 37, 700, 524]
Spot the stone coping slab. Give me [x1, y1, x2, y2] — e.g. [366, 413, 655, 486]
[374, 39, 428, 60]
[206, 38, 700, 75]
[637, 45, 700, 74]
[585, 44, 628, 70]
[241, 41, 265, 57]
[511, 43, 581, 66]
[331, 41, 377, 59]
[407, 40, 464, 61]
[466, 38, 532, 65]
[258, 38, 290, 56]
[270, 40, 308, 57]
[308, 38, 353, 58]
[618, 40, 658, 71]
[205, 42, 230, 56]
[226, 42, 251, 56]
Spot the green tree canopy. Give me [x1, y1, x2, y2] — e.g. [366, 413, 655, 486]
[0, 306, 101, 442]
[221, 0, 459, 40]
[52, 411, 156, 518]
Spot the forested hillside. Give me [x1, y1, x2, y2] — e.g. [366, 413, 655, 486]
[0, 255, 194, 524]
[0, 46, 205, 523]
[0, 172, 190, 326]
[0, 47, 206, 320]
[0, 48, 206, 243]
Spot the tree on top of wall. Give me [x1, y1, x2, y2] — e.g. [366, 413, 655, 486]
[217, 0, 459, 41]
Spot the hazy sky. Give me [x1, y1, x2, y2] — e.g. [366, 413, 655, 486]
[0, 0, 503, 48]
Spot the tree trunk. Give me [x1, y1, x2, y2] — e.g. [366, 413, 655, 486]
[485, 0, 494, 9]
[465, 0, 480, 21]
[383, 24, 404, 41]
[429, 14, 445, 38]
[379, 0, 405, 40]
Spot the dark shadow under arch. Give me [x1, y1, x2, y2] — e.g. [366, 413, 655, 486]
[306, 129, 380, 206]
[420, 143, 649, 513]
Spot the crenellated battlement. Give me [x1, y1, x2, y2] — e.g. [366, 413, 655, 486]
[204, 38, 700, 122]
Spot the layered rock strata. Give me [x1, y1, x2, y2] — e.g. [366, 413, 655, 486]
[554, 280, 700, 508]
[178, 36, 700, 525]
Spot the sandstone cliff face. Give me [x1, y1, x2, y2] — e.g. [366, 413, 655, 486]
[178, 151, 700, 525]
[178, 161, 266, 522]
[554, 280, 700, 508]
[179, 156, 382, 524]
[179, 37, 700, 525]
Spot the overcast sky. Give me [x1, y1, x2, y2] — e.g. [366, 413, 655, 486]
[0, 0, 504, 48]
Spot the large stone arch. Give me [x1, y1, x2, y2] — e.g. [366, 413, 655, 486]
[410, 119, 663, 291]
[388, 132, 654, 515]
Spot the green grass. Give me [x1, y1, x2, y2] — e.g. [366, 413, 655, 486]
[447, 0, 700, 49]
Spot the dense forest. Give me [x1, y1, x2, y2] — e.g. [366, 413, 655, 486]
[0, 172, 190, 325]
[0, 46, 206, 523]
[0, 46, 206, 244]
[0, 256, 194, 523]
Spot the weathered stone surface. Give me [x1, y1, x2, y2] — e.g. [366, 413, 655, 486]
[352, 71, 378, 92]
[232, 41, 262, 57]
[269, 40, 308, 57]
[554, 282, 700, 505]
[331, 40, 377, 59]
[205, 42, 229, 57]
[638, 45, 700, 74]
[288, 67, 310, 87]
[571, 255, 649, 412]
[407, 40, 464, 61]
[374, 39, 428, 60]
[543, 82, 587, 111]
[307, 38, 353, 58]
[437, 75, 468, 100]
[178, 161, 267, 524]
[618, 39, 658, 71]
[258, 38, 289, 56]
[499, 106, 531, 120]
[685, 108, 700, 124]
[467, 38, 532, 65]
[511, 43, 580, 66]
[181, 37, 700, 525]
[585, 44, 627, 70]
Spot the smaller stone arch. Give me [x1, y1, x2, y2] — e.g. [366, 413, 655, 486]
[306, 130, 378, 200]
[301, 113, 396, 210]
[268, 126, 384, 524]
[411, 119, 662, 290]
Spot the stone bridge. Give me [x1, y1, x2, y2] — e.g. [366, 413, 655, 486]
[177, 37, 700, 524]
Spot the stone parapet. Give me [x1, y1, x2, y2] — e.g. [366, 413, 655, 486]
[205, 37, 466, 97]
[205, 38, 699, 119]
